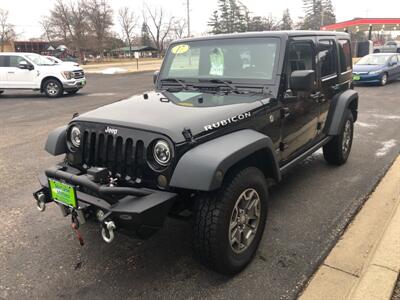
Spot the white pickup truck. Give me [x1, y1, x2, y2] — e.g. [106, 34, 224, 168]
[0, 52, 86, 98]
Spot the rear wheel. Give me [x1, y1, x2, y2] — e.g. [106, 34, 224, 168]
[0, 91, 4, 94]
[193, 167, 268, 275]
[323, 109, 354, 165]
[380, 73, 388, 86]
[43, 79, 63, 98]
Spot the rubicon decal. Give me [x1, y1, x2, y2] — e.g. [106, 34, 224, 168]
[204, 112, 252, 131]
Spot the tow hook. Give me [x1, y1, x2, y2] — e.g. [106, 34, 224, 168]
[35, 192, 46, 212]
[71, 211, 84, 246]
[101, 221, 116, 243]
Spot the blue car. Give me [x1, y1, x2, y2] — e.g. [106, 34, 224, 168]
[353, 53, 400, 86]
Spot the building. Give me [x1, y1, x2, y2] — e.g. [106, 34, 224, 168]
[0, 40, 50, 53]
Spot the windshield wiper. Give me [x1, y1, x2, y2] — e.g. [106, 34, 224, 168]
[160, 78, 189, 90]
[201, 79, 240, 93]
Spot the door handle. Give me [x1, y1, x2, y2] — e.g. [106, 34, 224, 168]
[310, 92, 322, 101]
[7, 71, 15, 74]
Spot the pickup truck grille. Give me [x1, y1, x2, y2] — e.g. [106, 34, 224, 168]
[73, 70, 85, 79]
[82, 130, 145, 179]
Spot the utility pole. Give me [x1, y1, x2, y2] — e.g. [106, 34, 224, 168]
[186, 0, 191, 37]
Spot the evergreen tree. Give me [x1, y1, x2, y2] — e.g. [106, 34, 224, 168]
[300, 0, 336, 30]
[208, 10, 222, 34]
[141, 22, 151, 46]
[280, 9, 293, 30]
[208, 0, 248, 34]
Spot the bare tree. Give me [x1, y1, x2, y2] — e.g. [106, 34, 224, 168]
[47, 0, 88, 59]
[84, 0, 113, 59]
[172, 18, 187, 40]
[145, 6, 174, 55]
[0, 9, 16, 52]
[118, 7, 138, 59]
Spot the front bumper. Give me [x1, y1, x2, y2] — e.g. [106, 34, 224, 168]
[353, 73, 382, 84]
[63, 78, 86, 90]
[33, 165, 177, 239]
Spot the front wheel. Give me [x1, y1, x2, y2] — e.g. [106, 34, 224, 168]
[43, 79, 63, 98]
[193, 167, 268, 275]
[323, 109, 354, 165]
[380, 73, 388, 86]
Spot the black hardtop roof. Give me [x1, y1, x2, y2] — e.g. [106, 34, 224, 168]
[174, 30, 350, 44]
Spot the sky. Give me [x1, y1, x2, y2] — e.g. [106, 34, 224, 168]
[1, 0, 400, 39]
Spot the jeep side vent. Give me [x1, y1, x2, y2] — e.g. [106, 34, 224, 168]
[82, 130, 145, 179]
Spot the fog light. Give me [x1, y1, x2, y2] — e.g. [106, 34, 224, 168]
[157, 175, 168, 188]
[96, 209, 105, 221]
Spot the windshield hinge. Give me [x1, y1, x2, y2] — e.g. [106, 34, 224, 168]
[182, 127, 196, 144]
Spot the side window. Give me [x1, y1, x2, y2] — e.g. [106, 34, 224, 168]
[338, 39, 352, 73]
[287, 42, 315, 75]
[0, 56, 10, 67]
[9, 56, 25, 68]
[390, 55, 398, 64]
[318, 40, 337, 78]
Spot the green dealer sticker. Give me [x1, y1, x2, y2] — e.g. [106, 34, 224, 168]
[49, 179, 77, 208]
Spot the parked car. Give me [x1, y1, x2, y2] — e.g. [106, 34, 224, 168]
[45, 55, 80, 67]
[34, 31, 358, 274]
[353, 53, 400, 86]
[373, 41, 400, 53]
[0, 52, 86, 97]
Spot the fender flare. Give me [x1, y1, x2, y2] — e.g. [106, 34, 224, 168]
[169, 129, 280, 191]
[45, 125, 67, 156]
[324, 89, 358, 136]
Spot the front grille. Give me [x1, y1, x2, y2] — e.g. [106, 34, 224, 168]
[353, 72, 368, 75]
[73, 70, 85, 79]
[82, 130, 145, 179]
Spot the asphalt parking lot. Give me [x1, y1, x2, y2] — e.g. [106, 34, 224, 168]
[0, 73, 399, 300]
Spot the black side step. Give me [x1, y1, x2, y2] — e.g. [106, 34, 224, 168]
[280, 137, 331, 175]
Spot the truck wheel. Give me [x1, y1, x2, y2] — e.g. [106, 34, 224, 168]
[323, 109, 354, 165]
[193, 167, 268, 275]
[0, 91, 4, 95]
[44, 79, 63, 98]
[380, 73, 388, 86]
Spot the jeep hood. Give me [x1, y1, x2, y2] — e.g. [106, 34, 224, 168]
[74, 91, 265, 143]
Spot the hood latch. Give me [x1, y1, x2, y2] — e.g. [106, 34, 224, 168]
[182, 127, 196, 144]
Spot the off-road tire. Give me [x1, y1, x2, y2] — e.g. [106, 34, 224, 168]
[380, 73, 388, 86]
[323, 109, 354, 165]
[193, 167, 268, 275]
[0, 90, 4, 95]
[43, 79, 63, 98]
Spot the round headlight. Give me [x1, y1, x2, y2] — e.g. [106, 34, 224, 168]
[153, 140, 171, 166]
[70, 126, 81, 148]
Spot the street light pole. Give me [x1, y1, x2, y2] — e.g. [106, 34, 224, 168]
[187, 0, 191, 37]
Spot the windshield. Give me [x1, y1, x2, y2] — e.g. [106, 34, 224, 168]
[356, 55, 390, 65]
[160, 37, 280, 84]
[25, 54, 55, 66]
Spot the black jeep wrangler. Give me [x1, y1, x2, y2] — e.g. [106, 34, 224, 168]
[34, 31, 358, 275]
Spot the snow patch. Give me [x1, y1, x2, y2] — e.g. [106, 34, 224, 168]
[371, 114, 400, 120]
[375, 139, 397, 157]
[100, 67, 128, 75]
[356, 122, 377, 128]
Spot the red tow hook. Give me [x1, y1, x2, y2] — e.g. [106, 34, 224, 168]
[71, 222, 84, 246]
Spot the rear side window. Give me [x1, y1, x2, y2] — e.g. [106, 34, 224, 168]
[0, 56, 9, 67]
[9, 56, 25, 67]
[318, 40, 337, 78]
[338, 39, 352, 73]
[390, 55, 398, 64]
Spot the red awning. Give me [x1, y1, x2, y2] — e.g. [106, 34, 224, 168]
[321, 18, 400, 31]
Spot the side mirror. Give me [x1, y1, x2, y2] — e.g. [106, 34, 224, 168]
[389, 61, 396, 67]
[290, 70, 316, 91]
[18, 61, 34, 70]
[153, 71, 159, 85]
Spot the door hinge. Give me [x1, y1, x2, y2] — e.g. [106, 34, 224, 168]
[280, 107, 290, 119]
[317, 122, 322, 130]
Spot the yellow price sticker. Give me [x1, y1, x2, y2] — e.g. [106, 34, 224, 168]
[172, 44, 190, 54]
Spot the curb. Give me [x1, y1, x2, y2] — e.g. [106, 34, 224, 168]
[350, 200, 400, 300]
[300, 155, 400, 300]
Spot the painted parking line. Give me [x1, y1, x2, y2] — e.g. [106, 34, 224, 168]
[376, 139, 397, 157]
[87, 93, 116, 97]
